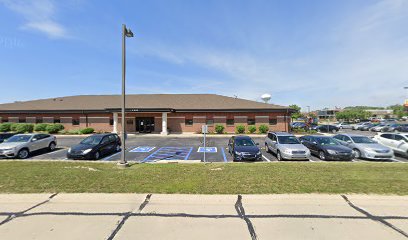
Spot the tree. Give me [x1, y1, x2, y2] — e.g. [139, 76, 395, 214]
[336, 109, 371, 121]
[289, 104, 303, 120]
[388, 104, 406, 118]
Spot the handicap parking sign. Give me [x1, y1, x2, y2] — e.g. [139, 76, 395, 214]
[130, 146, 156, 153]
[197, 147, 217, 153]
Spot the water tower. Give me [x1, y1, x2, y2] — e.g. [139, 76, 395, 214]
[261, 93, 271, 103]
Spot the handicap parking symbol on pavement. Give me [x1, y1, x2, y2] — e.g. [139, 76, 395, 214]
[130, 146, 156, 153]
[197, 147, 217, 153]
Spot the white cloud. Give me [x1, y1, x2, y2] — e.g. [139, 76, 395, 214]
[131, 0, 408, 109]
[1, 0, 68, 38]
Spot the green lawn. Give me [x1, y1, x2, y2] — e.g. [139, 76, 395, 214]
[1, 161, 407, 194]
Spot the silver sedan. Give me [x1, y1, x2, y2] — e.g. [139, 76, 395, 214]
[333, 134, 394, 160]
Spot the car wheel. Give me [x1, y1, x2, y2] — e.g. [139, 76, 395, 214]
[318, 151, 326, 160]
[94, 151, 100, 160]
[353, 149, 361, 159]
[277, 151, 282, 161]
[115, 145, 121, 152]
[48, 142, 56, 152]
[17, 149, 29, 159]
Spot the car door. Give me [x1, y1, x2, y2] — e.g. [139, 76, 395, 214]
[37, 134, 51, 150]
[270, 134, 278, 154]
[107, 135, 117, 154]
[392, 135, 408, 154]
[29, 134, 43, 151]
[228, 138, 234, 155]
[377, 134, 394, 149]
[99, 136, 111, 155]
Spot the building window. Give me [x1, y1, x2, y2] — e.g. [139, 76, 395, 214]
[54, 118, 61, 123]
[109, 119, 114, 125]
[247, 119, 255, 125]
[206, 119, 214, 125]
[185, 119, 193, 126]
[72, 119, 80, 125]
[127, 119, 133, 125]
[35, 118, 43, 124]
[1, 118, 8, 123]
[226, 119, 234, 126]
[269, 118, 277, 125]
[19, 118, 26, 123]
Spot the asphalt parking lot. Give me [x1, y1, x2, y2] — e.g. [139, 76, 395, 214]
[1, 129, 407, 163]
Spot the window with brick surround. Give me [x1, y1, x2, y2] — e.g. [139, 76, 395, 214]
[226, 119, 234, 125]
[247, 119, 255, 125]
[185, 119, 193, 126]
[35, 118, 43, 124]
[19, 118, 26, 123]
[72, 119, 80, 125]
[269, 118, 277, 125]
[1, 118, 8, 123]
[54, 118, 61, 123]
[109, 119, 114, 125]
[206, 119, 214, 125]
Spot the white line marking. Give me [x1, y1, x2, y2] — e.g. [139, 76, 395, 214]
[38, 148, 66, 156]
[391, 158, 403, 163]
[103, 152, 121, 161]
[309, 158, 317, 162]
[262, 155, 271, 162]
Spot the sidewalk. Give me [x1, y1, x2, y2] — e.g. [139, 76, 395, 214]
[0, 194, 407, 240]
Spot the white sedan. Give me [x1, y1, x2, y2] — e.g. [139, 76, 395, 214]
[373, 133, 408, 157]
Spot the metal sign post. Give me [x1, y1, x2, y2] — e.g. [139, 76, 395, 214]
[202, 125, 208, 163]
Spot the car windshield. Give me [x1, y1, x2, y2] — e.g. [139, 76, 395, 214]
[235, 138, 256, 146]
[351, 136, 376, 144]
[5, 135, 31, 143]
[80, 135, 103, 145]
[278, 136, 300, 144]
[315, 137, 339, 146]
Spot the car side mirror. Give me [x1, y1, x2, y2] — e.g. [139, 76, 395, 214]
[256, 143, 259, 145]
[32, 138, 37, 142]
[312, 141, 317, 145]
[346, 140, 352, 143]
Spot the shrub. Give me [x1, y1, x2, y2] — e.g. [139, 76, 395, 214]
[46, 124, 64, 134]
[215, 124, 225, 134]
[248, 125, 257, 134]
[235, 125, 245, 134]
[67, 130, 81, 135]
[80, 128, 95, 134]
[10, 123, 19, 132]
[258, 124, 269, 134]
[15, 123, 34, 133]
[0, 123, 12, 132]
[34, 123, 49, 132]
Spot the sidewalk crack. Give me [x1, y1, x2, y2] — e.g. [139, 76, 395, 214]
[341, 195, 408, 238]
[107, 194, 152, 240]
[235, 195, 258, 240]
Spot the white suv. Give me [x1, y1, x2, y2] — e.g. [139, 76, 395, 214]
[373, 133, 408, 157]
[0, 134, 57, 159]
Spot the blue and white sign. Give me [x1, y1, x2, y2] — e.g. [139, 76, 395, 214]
[130, 146, 156, 153]
[198, 147, 217, 153]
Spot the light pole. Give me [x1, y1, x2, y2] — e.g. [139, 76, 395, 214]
[119, 24, 134, 167]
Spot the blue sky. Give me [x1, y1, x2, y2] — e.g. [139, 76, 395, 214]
[0, 0, 407, 111]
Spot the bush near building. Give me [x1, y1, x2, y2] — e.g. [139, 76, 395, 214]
[235, 125, 245, 134]
[45, 124, 65, 134]
[258, 124, 269, 134]
[215, 124, 225, 134]
[0, 123, 12, 132]
[248, 125, 257, 134]
[80, 128, 95, 134]
[34, 123, 49, 132]
[15, 124, 34, 133]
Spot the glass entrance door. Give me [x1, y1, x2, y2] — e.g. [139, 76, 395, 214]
[136, 117, 155, 133]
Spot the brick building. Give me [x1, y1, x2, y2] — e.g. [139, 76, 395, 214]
[0, 94, 293, 134]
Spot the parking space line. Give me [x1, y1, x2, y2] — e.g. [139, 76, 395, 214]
[32, 148, 66, 158]
[102, 146, 136, 161]
[221, 148, 227, 162]
[391, 158, 404, 163]
[185, 147, 193, 160]
[262, 155, 271, 162]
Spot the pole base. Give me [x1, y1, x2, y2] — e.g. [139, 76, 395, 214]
[117, 162, 129, 168]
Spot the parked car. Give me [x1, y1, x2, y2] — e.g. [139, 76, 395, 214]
[353, 122, 371, 130]
[291, 122, 308, 130]
[0, 134, 57, 159]
[315, 125, 339, 133]
[395, 124, 408, 132]
[333, 134, 394, 160]
[381, 124, 400, 132]
[360, 123, 376, 131]
[335, 122, 353, 129]
[67, 133, 121, 160]
[228, 135, 262, 162]
[373, 133, 408, 157]
[0, 133, 16, 143]
[299, 135, 354, 161]
[370, 124, 387, 132]
[264, 132, 311, 161]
